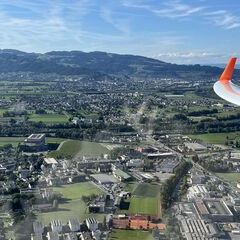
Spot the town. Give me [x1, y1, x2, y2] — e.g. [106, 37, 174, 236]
[0, 68, 240, 240]
[1, 0, 240, 238]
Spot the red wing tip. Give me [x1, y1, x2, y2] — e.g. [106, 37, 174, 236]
[219, 57, 237, 82]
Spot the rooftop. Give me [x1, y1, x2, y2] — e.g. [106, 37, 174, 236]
[44, 157, 58, 165]
[90, 173, 119, 184]
[114, 169, 131, 180]
[68, 218, 80, 226]
[204, 199, 233, 216]
[185, 142, 207, 151]
[28, 134, 45, 139]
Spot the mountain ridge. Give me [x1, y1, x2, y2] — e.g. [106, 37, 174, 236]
[0, 49, 236, 80]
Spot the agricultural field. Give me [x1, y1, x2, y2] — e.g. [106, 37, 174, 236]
[48, 140, 110, 159]
[189, 132, 240, 144]
[215, 173, 240, 186]
[37, 182, 104, 225]
[110, 230, 153, 240]
[128, 183, 161, 217]
[29, 113, 69, 124]
[0, 137, 25, 147]
[184, 91, 200, 99]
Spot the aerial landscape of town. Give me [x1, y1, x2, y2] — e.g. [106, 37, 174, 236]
[1, 0, 240, 240]
[0, 50, 239, 240]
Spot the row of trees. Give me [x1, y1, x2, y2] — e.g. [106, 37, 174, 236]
[161, 161, 192, 210]
[171, 114, 240, 134]
[187, 109, 218, 117]
[192, 155, 232, 173]
[81, 193, 99, 203]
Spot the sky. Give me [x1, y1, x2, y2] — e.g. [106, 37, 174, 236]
[0, 0, 240, 64]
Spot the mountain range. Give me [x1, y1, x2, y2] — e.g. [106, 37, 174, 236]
[0, 49, 236, 80]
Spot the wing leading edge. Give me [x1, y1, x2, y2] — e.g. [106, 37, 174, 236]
[213, 57, 240, 106]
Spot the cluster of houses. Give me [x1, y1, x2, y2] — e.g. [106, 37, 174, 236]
[31, 217, 102, 240]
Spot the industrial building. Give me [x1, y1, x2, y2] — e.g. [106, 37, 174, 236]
[156, 158, 180, 173]
[180, 218, 219, 240]
[178, 202, 200, 219]
[187, 184, 209, 200]
[113, 169, 132, 182]
[21, 133, 47, 152]
[25, 134, 46, 145]
[190, 174, 208, 185]
[90, 174, 119, 184]
[184, 142, 207, 152]
[195, 199, 234, 222]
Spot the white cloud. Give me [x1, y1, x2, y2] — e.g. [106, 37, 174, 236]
[204, 10, 240, 29]
[154, 1, 204, 19]
[153, 51, 229, 64]
[0, 0, 97, 52]
[121, 0, 240, 30]
[121, 0, 204, 19]
[156, 52, 225, 58]
[100, 7, 131, 35]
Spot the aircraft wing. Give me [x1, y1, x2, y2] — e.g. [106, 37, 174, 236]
[213, 57, 240, 105]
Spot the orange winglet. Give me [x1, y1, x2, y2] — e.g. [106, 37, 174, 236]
[220, 57, 237, 83]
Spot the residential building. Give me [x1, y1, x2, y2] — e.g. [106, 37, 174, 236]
[51, 220, 63, 233]
[86, 218, 98, 231]
[68, 218, 80, 232]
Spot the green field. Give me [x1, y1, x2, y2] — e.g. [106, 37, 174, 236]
[133, 183, 160, 197]
[189, 116, 216, 123]
[129, 197, 159, 216]
[53, 182, 102, 200]
[37, 182, 104, 225]
[0, 137, 25, 147]
[0, 108, 7, 117]
[48, 140, 110, 158]
[123, 182, 139, 192]
[215, 173, 240, 186]
[29, 113, 69, 124]
[47, 138, 66, 144]
[217, 110, 240, 118]
[189, 132, 240, 144]
[110, 230, 153, 240]
[0, 137, 64, 147]
[128, 183, 161, 217]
